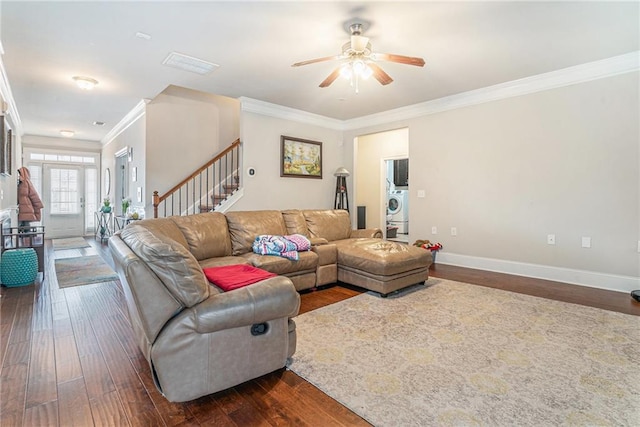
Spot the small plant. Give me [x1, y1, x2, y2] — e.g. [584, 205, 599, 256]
[103, 197, 111, 207]
[122, 197, 131, 215]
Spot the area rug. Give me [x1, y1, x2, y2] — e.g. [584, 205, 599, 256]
[288, 279, 640, 426]
[54, 255, 118, 288]
[52, 237, 90, 250]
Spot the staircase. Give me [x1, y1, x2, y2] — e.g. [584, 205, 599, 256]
[153, 139, 241, 218]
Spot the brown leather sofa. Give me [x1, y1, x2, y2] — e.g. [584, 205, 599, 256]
[109, 209, 431, 401]
[109, 216, 300, 402]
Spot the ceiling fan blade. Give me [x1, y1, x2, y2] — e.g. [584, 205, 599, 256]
[319, 67, 341, 88]
[368, 63, 393, 85]
[371, 53, 425, 67]
[292, 55, 342, 67]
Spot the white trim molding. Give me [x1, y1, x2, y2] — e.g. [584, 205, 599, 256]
[0, 48, 23, 135]
[341, 51, 640, 130]
[239, 97, 344, 130]
[101, 99, 150, 146]
[437, 252, 640, 294]
[238, 52, 639, 132]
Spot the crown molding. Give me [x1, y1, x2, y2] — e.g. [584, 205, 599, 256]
[239, 52, 639, 132]
[239, 97, 344, 130]
[101, 99, 150, 146]
[0, 47, 23, 135]
[343, 51, 640, 130]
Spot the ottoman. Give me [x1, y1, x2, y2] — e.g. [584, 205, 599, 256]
[1, 248, 38, 287]
[336, 239, 432, 296]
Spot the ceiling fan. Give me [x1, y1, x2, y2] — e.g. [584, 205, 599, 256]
[292, 23, 425, 91]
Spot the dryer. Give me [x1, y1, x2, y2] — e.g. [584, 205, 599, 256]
[387, 190, 409, 234]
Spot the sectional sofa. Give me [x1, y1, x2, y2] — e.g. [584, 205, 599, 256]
[109, 209, 432, 401]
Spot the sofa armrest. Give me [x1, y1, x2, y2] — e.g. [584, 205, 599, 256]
[192, 276, 300, 334]
[350, 228, 383, 239]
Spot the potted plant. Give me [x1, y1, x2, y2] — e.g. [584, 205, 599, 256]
[101, 197, 112, 213]
[122, 197, 131, 216]
[413, 239, 443, 263]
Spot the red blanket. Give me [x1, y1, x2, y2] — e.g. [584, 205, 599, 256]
[203, 264, 276, 291]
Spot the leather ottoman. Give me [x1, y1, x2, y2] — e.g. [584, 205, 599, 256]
[335, 239, 432, 296]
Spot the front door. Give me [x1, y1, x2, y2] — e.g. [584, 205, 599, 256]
[42, 164, 85, 238]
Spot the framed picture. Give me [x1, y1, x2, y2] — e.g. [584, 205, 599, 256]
[280, 136, 322, 179]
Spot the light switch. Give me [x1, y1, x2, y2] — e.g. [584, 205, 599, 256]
[417, 190, 425, 198]
[581, 237, 591, 248]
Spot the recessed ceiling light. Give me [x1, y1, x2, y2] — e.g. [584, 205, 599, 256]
[60, 130, 75, 137]
[162, 52, 219, 75]
[92, 121, 105, 126]
[72, 76, 99, 90]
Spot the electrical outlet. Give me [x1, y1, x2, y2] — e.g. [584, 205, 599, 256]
[431, 226, 437, 235]
[547, 234, 555, 245]
[451, 227, 457, 236]
[582, 237, 591, 248]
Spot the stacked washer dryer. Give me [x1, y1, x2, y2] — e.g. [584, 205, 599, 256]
[387, 190, 409, 234]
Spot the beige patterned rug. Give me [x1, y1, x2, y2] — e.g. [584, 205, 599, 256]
[288, 279, 640, 426]
[54, 255, 118, 288]
[52, 237, 90, 250]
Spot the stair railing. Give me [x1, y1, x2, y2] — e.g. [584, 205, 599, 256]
[153, 139, 241, 218]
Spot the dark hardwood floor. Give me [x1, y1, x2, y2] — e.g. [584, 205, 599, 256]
[1, 238, 638, 426]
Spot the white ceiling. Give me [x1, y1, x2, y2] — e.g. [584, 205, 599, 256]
[1, 1, 638, 142]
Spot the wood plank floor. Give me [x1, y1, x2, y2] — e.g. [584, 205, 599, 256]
[1, 238, 638, 426]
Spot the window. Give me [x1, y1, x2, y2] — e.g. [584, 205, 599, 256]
[85, 168, 98, 230]
[50, 168, 79, 214]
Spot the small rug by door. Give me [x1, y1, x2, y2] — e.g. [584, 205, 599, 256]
[55, 255, 118, 288]
[52, 237, 90, 250]
[288, 279, 640, 426]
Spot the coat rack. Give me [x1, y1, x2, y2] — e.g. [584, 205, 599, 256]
[333, 167, 350, 212]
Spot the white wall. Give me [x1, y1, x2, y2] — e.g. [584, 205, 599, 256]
[145, 85, 240, 208]
[102, 115, 146, 212]
[355, 128, 408, 230]
[232, 110, 344, 211]
[345, 72, 639, 291]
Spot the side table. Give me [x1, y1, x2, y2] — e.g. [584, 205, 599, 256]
[95, 211, 113, 242]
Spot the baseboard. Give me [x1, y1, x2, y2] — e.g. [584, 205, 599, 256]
[436, 252, 639, 293]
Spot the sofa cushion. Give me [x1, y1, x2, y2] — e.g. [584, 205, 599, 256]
[203, 265, 277, 291]
[226, 210, 287, 255]
[240, 250, 318, 275]
[282, 210, 309, 236]
[120, 223, 209, 308]
[131, 217, 190, 250]
[171, 212, 232, 260]
[303, 209, 351, 242]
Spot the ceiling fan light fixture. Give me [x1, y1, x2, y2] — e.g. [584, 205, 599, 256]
[351, 35, 369, 52]
[72, 76, 98, 90]
[360, 64, 373, 79]
[340, 63, 352, 79]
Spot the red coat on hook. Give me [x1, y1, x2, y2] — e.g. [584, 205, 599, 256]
[17, 167, 44, 222]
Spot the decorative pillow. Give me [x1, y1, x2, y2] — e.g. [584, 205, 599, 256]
[203, 264, 276, 291]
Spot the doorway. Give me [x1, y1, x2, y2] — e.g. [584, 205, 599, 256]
[114, 149, 129, 216]
[42, 165, 85, 238]
[384, 158, 409, 243]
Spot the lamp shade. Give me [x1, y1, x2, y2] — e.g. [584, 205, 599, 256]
[334, 167, 350, 177]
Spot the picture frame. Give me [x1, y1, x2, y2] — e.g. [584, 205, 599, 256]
[280, 136, 322, 179]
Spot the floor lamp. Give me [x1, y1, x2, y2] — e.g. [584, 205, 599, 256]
[334, 167, 350, 212]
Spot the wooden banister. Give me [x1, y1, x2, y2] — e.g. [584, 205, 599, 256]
[153, 139, 241, 218]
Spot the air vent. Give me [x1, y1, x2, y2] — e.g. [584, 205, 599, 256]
[162, 52, 219, 75]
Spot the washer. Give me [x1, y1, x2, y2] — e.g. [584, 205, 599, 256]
[387, 190, 409, 234]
